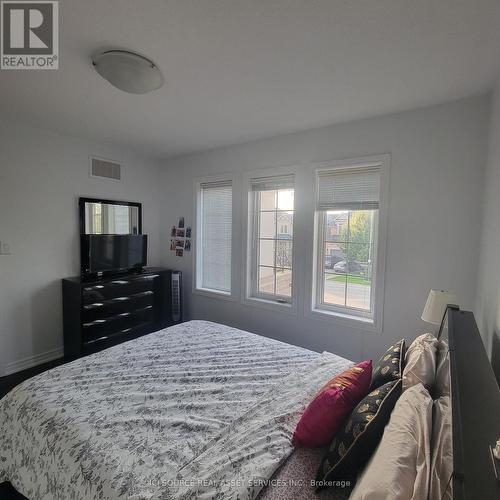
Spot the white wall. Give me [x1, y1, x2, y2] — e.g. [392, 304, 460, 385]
[160, 95, 489, 363]
[476, 76, 500, 381]
[0, 120, 161, 376]
[0, 94, 490, 377]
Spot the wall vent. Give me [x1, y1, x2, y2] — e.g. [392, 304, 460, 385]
[89, 156, 121, 181]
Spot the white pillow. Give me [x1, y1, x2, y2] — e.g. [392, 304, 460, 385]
[434, 340, 450, 397]
[429, 396, 453, 500]
[402, 333, 438, 392]
[349, 383, 433, 500]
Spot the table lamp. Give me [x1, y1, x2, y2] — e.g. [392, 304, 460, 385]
[422, 289, 458, 335]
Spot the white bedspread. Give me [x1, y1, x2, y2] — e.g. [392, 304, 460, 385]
[0, 320, 352, 500]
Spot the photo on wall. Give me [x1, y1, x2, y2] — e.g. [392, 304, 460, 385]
[178, 216, 185, 229]
[175, 239, 184, 249]
[176, 228, 185, 237]
[176, 248, 184, 257]
[185, 240, 191, 251]
[186, 226, 192, 238]
[170, 226, 176, 237]
[170, 240, 176, 251]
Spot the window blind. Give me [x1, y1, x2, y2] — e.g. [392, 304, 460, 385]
[200, 180, 232, 292]
[251, 174, 295, 191]
[316, 167, 380, 211]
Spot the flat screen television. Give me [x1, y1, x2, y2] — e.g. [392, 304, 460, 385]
[82, 234, 147, 275]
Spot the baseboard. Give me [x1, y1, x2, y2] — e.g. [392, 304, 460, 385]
[4, 347, 64, 376]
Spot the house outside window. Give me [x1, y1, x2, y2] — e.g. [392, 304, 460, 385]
[312, 156, 389, 331]
[246, 174, 295, 305]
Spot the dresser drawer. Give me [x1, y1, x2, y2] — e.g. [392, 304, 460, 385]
[82, 305, 154, 342]
[82, 290, 154, 322]
[82, 275, 158, 303]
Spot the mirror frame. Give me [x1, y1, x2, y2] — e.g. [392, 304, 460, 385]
[79, 197, 143, 235]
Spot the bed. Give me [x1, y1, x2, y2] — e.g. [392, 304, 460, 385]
[0, 320, 353, 500]
[2, 311, 499, 500]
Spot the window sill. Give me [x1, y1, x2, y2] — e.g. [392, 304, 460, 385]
[193, 288, 235, 301]
[243, 295, 297, 315]
[308, 306, 381, 333]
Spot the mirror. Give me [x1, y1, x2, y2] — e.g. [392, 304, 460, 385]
[80, 198, 142, 235]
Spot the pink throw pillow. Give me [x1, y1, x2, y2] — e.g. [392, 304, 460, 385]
[292, 360, 372, 448]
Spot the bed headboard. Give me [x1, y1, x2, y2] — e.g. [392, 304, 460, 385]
[444, 306, 500, 499]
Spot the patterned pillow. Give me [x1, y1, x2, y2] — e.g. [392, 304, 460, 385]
[370, 339, 406, 390]
[315, 379, 402, 489]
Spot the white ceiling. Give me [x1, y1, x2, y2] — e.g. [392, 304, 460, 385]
[1, 0, 500, 159]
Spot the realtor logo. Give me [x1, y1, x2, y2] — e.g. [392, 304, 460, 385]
[1, 0, 58, 69]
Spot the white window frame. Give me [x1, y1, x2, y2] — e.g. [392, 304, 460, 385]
[193, 174, 236, 300]
[242, 166, 299, 314]
[309, 155, 390, 333]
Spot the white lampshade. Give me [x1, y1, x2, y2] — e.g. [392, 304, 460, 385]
[93, 50, 164, 94]
[421, 289, 458, 325]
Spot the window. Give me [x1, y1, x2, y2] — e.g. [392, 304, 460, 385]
[92, 203, 102, 234]
[247, 174, 295, 304]
[314, 161, 386, 326]
[195, 180, 232, 295]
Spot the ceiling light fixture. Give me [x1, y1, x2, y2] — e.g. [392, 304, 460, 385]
[92, 49, 164, 94]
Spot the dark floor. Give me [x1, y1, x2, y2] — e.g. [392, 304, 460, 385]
[0, 357, 67, 499]
[0, 358, 66, 399]
[0, 483, 27, 500]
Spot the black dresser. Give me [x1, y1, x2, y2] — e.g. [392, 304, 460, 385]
[62, 268, 182, 358]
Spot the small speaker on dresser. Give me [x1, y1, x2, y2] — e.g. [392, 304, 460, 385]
[171, 271, 182, 323]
